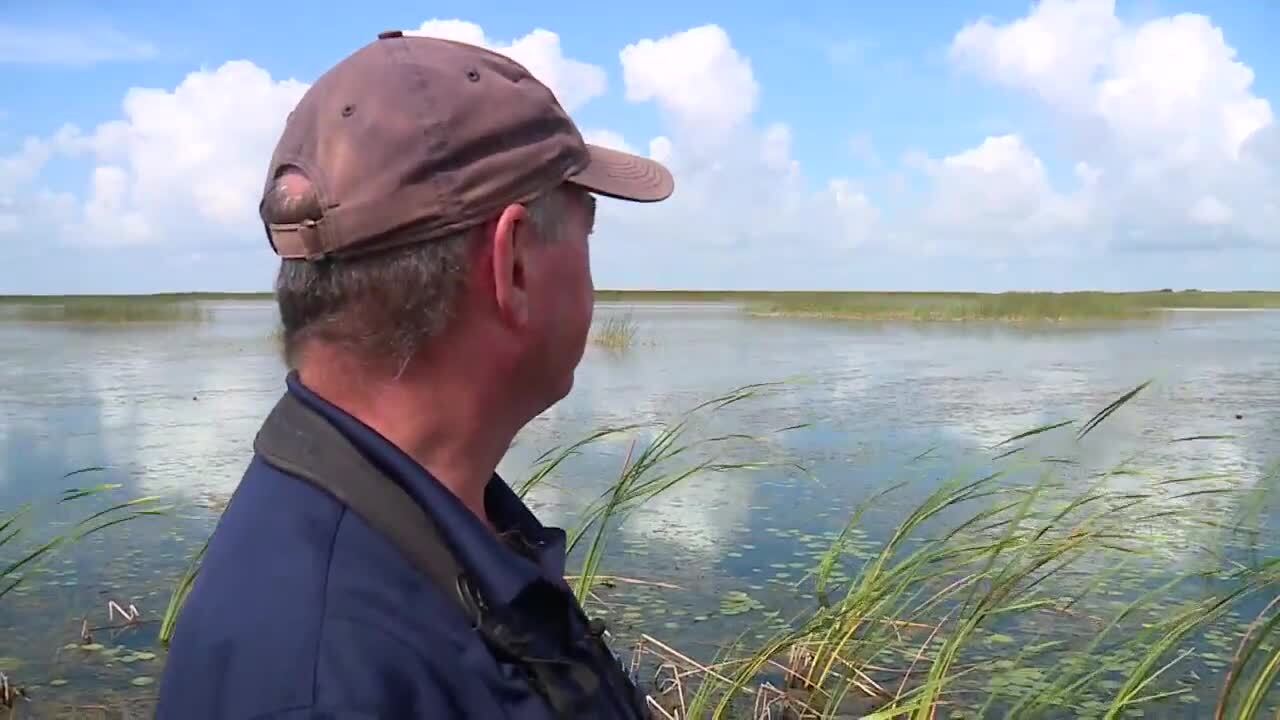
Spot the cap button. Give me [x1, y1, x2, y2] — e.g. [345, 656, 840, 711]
[377, 30, 403, 40]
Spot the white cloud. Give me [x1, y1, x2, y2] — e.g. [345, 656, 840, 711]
[6, 19, 872, 274]
[950, 0, 1122, 109]
[949, 0, 1278, 252]
[587, 122, 878, 253]
[1, 9, 1277, 291]
[0, 126, 81, 198]
[90, 61, 308, 234]
[0, 60, 308, 251]
[1095, 14, 1270, 160]
[0, 24, 157, 65]
[411, 20, 606, 112]
[581, 129, 635, 154]
[911, 134, 1098, 256]
[81, 166, 150, 245]
[0, 138, 52, 195]
[1190, 195, 1232, 226]
[618, 25, 759, 143]
[593, 24, 877, 253]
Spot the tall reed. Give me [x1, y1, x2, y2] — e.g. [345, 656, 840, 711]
[623, 383, 1280, 719]
[520, 382, 808, 604]
[154, 381, 1278, 718]
[1, 469, 165, 602]
[0, 469, 165, 704]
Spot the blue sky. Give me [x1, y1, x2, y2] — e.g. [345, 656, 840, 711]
[2, 0, 1278, 293]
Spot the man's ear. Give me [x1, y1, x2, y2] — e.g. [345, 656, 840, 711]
[489, 202, 531, 329]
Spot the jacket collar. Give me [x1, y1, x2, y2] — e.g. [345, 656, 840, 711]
[283, 371, 569, 607]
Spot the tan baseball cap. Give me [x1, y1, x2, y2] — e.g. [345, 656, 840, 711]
[260, 30, 674, 260]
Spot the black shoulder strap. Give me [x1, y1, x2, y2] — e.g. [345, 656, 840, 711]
[253, 392, 474, 617]
[252, 392, 637, 719]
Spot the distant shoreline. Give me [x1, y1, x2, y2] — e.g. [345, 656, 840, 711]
[4, 290, 1279, 324]
[3, 289, 1280, 301]
[1156, 306, 1280, 312]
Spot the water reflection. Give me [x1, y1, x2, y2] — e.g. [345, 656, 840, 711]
[1, 300, 1278, 714]
[79, 346, 279, 500]
[6, 302, 1277, 533]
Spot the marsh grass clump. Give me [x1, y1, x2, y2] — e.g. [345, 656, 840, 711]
[4, 296, 212, 324]
[591, 314, 643, 352]
[744, 290, 1280, 323]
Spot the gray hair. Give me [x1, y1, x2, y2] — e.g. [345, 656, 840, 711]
[270, 184, 569, 372]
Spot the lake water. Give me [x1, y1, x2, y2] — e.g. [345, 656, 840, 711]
[1, 300, 1277, 718]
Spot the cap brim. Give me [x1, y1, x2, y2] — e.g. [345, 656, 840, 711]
[567, 144, 674, 203]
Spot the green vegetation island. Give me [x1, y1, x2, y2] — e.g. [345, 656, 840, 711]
[3, 289, 1280, 325]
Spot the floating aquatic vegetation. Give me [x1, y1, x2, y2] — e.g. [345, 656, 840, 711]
[719, 591, 764, 617]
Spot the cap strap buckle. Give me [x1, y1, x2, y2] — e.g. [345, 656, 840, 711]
[267, 219, 329, 261]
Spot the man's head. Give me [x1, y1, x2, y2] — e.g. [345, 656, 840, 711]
[258, 31, 671, 421]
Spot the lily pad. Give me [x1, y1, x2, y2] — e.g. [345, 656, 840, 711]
[49, 679, 69, 687]
[719, 590, 764, 617]
[131, 676, 155, 687]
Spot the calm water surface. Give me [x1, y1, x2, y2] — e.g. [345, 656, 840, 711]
[1, 301, 1277, 716]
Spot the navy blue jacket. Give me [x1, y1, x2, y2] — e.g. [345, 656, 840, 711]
[156, 373, 647, 719]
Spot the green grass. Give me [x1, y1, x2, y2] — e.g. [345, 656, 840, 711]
[0, 293, 271, 303]
[5, 290, 1279, 325]
[0, 469, 166, 700]
[147, 379, 1279, 718]
[591, 314, 642, 352]
[515, 381, 1280, 719]
[598, 288, 1280, 323]
[1, 471, 165, 604]
[0, 475, 167, 709]
[518, 382, 806, 604]
[744, 290, 1280, 323]
[2, 296, 213, 324]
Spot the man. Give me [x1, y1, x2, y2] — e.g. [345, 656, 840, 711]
[156, 30, 673, 719]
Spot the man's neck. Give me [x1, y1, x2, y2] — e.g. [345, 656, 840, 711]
[297, 357, 519, 532]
